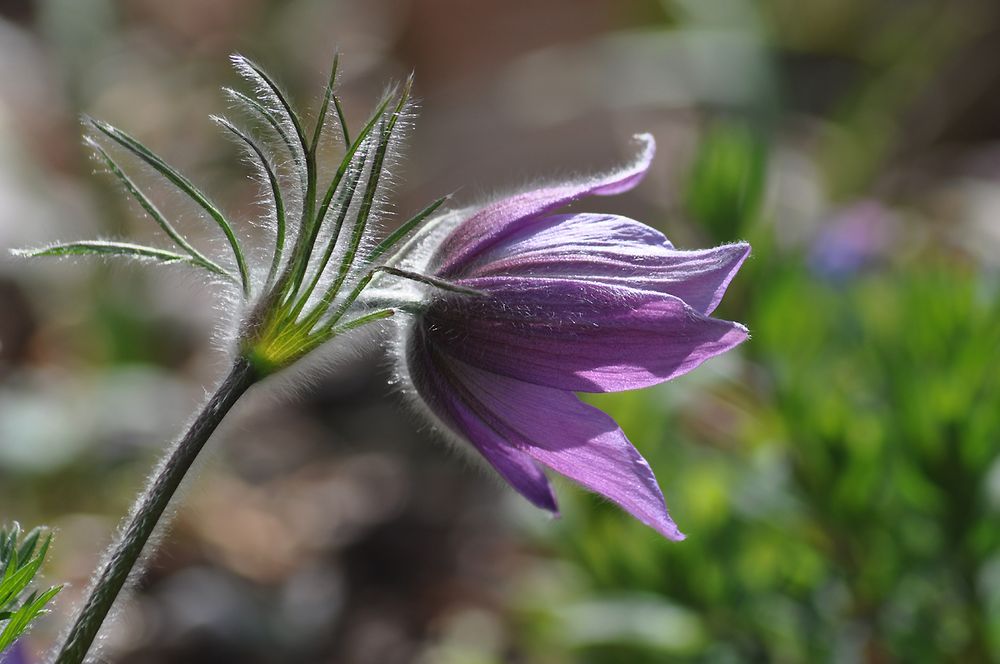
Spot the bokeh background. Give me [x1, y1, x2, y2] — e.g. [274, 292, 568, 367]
[2, 0, 1000, 662]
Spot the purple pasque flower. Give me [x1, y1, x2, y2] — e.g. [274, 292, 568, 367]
[391, 134, 749, 540]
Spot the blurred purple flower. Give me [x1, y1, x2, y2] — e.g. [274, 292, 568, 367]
[810, 200, 897, 279]
[0, 641, 29, 664]
[394, 135, 749, 540]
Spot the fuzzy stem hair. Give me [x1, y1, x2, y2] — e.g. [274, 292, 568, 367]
[51, 359, 257, 664]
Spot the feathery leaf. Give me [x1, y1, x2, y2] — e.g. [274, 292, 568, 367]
[289, 144, 371, 321]
[84, 136, 232, 279]
[15, 241, 238, 282]
[322, 76, 413, 305]
[87, 118, 251, 295]
[282, 95, 392, 297]
[229, 54, 309, 161]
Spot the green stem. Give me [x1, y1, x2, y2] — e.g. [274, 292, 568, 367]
[52, 359, 258, 664]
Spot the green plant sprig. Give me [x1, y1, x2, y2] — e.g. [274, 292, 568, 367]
[0, 523, 62, 654]
[17, 54, 471, 378]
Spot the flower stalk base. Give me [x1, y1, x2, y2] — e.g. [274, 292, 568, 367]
[51, 358, 257, 664]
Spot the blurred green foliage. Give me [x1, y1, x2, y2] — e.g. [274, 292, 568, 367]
[502, 4, 1000, 660]
[684, 122, 766, 243]
[514, 225, 1000, 662]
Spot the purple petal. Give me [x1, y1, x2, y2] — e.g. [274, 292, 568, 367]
[412, 348, 684, 540]
[407, 331, 558, 512]
[464, 213, 750, 314]
[432, 134, 656, 277]
[422, 277, 748, 392]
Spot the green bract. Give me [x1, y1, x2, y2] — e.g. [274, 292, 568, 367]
[16, 54, 457, 378]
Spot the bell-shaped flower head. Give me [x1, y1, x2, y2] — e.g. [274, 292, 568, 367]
[390, 135, 749, 540]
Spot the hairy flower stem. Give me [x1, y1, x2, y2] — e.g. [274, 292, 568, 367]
[52, 358, 258, 664]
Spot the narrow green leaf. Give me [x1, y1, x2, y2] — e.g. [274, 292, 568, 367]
[282, 95, 391, 298]
[321, 75, 413, 307]
[223, 87, 305, 173]
[0, 584, 61, 652]
[25, 585, 61, 616]
[287, 144, 371, 321]
[14, 242, 238, 283]
[87, 118, 251, 296]
[0, 526, 15, 577]
[277, 308, 396, 360]
[310, 97, 391, 250]
[32, 537, 50, 571]
[0, 526, 61, 653]
[374, 266, 484, 296]
[0, 551, 19, 605]
[1, 525, 19, 564]
[230, 55, 309, 162]
[366, 195, 448, 265]
[0, 557, 43, 609]
[311, 53, 340, 151]
[333, 96, 351, 146]
[289, 81, 413, 334]
[325, 308, 395, 339]
[14, 530, 40, 569]
[319, 263, 481, 337]
[84, 137, 231, 279]
[214, 116, 287, 288]
[16, 241, 186, 261]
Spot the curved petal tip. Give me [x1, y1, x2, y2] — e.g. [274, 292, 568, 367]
[591, 133, 657, 197]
